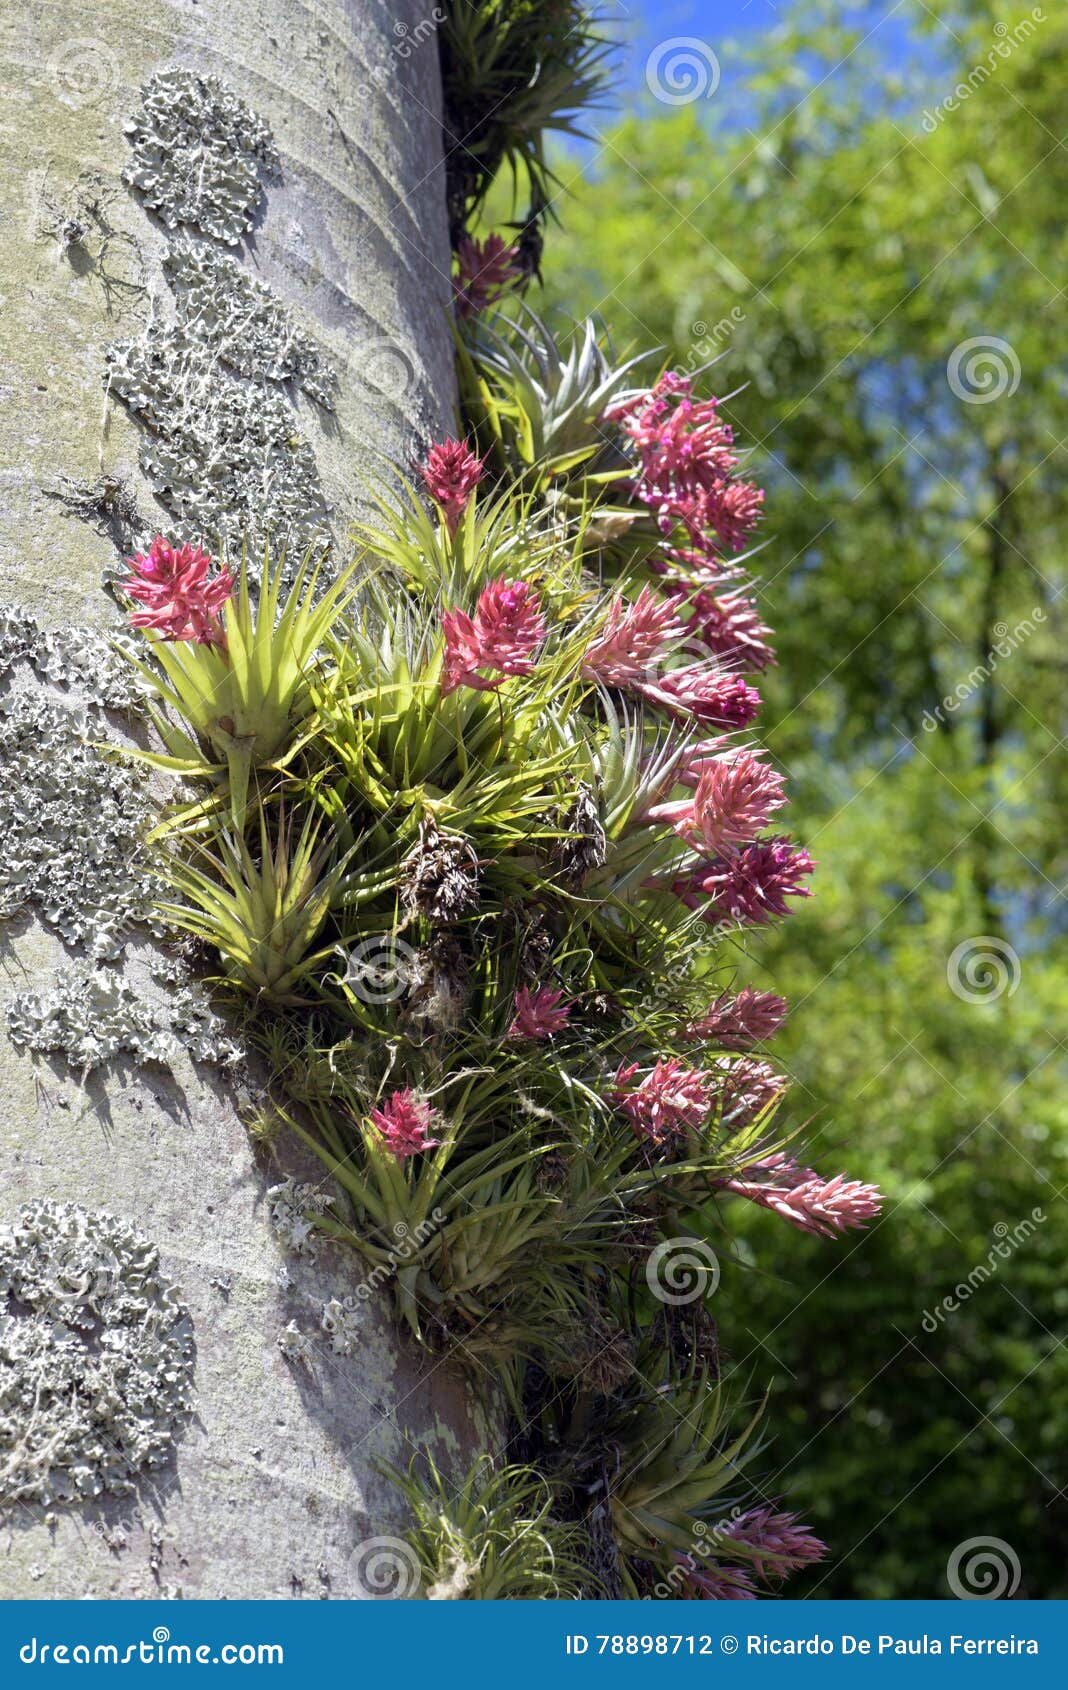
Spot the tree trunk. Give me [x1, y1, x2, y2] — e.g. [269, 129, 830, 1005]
[0, 0, 489, 1599]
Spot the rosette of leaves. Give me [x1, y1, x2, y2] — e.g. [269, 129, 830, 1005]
[438, 1, 613, 238]
[454, 308, 645, 488]
[383, 1454, 591, 1599]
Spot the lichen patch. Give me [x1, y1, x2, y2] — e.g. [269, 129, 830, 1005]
[106, 325, 330, 555]
[123, 70, 278, 246]
[6, 961, 242, 1074]
[165, 241, 337, 408]
[0, 1201, 194, 1510]
[109, 73, 336, 561]
[0, 688, 152, 958]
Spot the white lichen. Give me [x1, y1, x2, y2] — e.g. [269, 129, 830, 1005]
[0, 1201, 194, 1509]
[165, 241, 337, 408]
[106, 326, 331, 556]
[320, 1295, 361, 1357]
[0, 605, 145, 711]
[109, 72, 334, 561]
[265, 1181, 334, 1259]
[6, 962, 242, 1074]
[0, 690, 153, 958]
[277, 1320, 314, 1368]
[123, 70, 278, 246]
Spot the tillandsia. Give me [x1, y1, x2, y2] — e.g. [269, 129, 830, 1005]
[437, 2, 614, 247]
[115, 215, 881, 1606]
[382, 1455, 591, 1600]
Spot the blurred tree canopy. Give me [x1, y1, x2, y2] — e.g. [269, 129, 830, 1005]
[541, 0, 1068, 1597]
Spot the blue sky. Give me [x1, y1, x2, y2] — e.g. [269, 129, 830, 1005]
[597, 0, 927, 106]
[602, 0, 776, 95]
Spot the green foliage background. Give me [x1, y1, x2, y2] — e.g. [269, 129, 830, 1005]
[540, 0, 1068, 1597]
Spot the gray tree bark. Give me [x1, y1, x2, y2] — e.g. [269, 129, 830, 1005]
[0, 0, 489, 1599]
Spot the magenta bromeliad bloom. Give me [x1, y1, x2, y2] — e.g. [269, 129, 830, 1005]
[670, 582, 777, 673]
[673, 837, 815, 927]
[721, 1507, 828, 1579]
[671, 1509, 826, 1599]
[638, 665, 761, 728]
[643, 749, 787, 855]
[613, 1057, 713, 1144]
[508, 986, 571, 1040]
[683, 988, 789, 1049]
[606, 372, 764, 565]
[368, 1089, 441, 1160]
[452, 233, 521, 318]
[441, 577, 546, 694]
[602, 369, 774, 690]
[723, 1160, 883, 1238]
[420, 438, 486, 535]
[123, 536, 234, 646]
[581, 586, 687, 687]
[712, 1055, 789, 1127]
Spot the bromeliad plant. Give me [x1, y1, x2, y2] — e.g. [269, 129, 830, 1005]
[383, 1455, 590, 1600]
[121, 538, 358, 822]
[438, 1, 613, 251]
[116, 301, 880, 1600]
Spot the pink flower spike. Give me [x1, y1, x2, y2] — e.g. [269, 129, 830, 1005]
[683, 988, 789, 1049]
[368, 1089, 441, 1161]
[420, 439, 485, 536]
[473, 578, 545, 672]
[508, 986, 571, 1040]
[723, 1165, 883, 1238]
[677, 837, 814, 927]
[581, 586, 687, 687]
[638, 666, 761, 728]
[612, 1057, 713, 1144]
[124, 537, 234, 647]
[675, 584, 776, 673]
[713, 1056, 789, 1126]
[646, 750, 786, 855]
[605, 372, 764, 563]
[440, 576, 545, 696]
[723, 1507, 828, 1580]
[452, 234, 521, 318]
